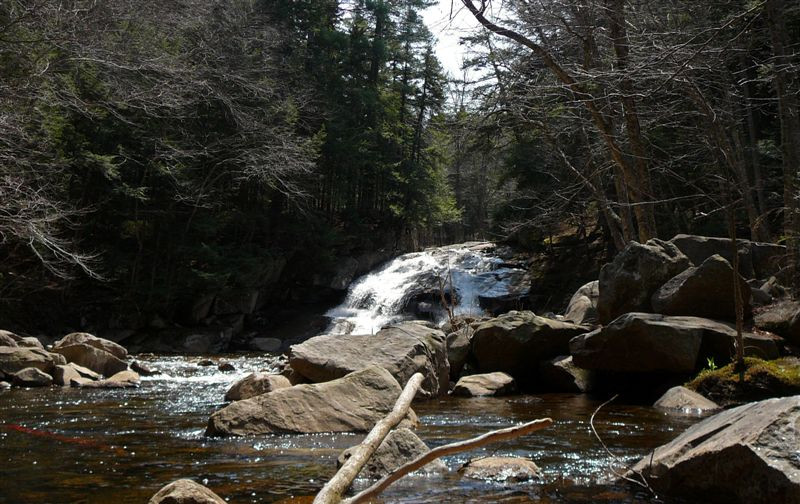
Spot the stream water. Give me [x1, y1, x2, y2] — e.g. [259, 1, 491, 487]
[0, 354, 699, 503]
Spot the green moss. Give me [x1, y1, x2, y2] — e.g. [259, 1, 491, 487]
[687, 357, 800, 406]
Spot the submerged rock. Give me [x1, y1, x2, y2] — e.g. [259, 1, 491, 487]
[452, 372, 516, 397]
[631, 395, 800, 503]
[653, 386, 720, 413]
[148, 479, 227, 504]
[206, 366, 418, 437]
[471, 311, 586, 384]
[289, 322, 449, 398]
[224, 372, 291, 401]
[597, 239, 691, 324]
[459, 456, 540, 482]
[337, 428, 446, 479]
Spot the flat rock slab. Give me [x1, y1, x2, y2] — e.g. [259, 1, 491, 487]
[206, 366, 418, 437]
[224, 372, 291, 401]
[289, 322, 448, 398]
[148, 479, 226, 504]
[653, 386, 720, 413]
[459, 456, 540, 482]
[471, 311, 586, 384]
[632, 395, 800, 503]
[337, 427, 446, 479]
[452, 372, 516, 397]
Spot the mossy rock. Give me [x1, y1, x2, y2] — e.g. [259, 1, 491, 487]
[686, 357, 800, 406]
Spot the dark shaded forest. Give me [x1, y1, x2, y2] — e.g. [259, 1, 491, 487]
[1, 0, 798, 332]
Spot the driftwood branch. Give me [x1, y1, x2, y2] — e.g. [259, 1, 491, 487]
[343, 417, 554, 504]
[313, 372, 425, 504]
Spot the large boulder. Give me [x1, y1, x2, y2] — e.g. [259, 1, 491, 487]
[52, 344, 129, 377]
[224, 372, 291, 401]
[631, 395, 800, 503]
[563, 280, 599, 325]
[653, 386, 720, 413]
[538, 355, 594, 393]
[206, 366, 418, 437]
[471, 311, 586, 384]
[289, 322, 449, 398]
[11, 367, 53, 387]
[337, 428, 446, 479]
[446, 326, 473, 381]
[670, 234, 788, 281]
[452, 372, 516, 397]
[53, 363, 103, 386]
[0, 346, 65, 375]
[0, 332, 18, 347]
[148, 479, 227, 504]
[651, 255, 751, 320]
[459, 457, 540, 482]
[754, 301, 800, 345]
[53, 332, 127, 360]
[597, 239, 691, 324]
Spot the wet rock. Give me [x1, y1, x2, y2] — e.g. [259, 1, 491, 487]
[52, 343, 128, 377]
[131, 361, 158, 376]
[570, 313, 779, 374]
[653, 386, 720, 413]
[53, 332, 128, 360]
[597, 239, 691, 324]
[54, 364, 82, 386]
[250, 337, 282, 352]
[74, 370, 140, 388]
[631, 395, 800, 503]
[754, 301, 800, 345]
[289, 322, 449, 398]
[471, 311, 586, 384]
[446, 327, 473, 380]
[206, 366, 418, 436]
[0, 346, 66, 375]
[459, 456, 540, 482]
[148, 479, 227, 504]
[197, 359, 215, 366]
[651, 255, 751, 320]
[217, 361, 235, 372]
[452, 372, 516, 397]
[224, 372, 291, 401]
[337, 428, 447, 478]
[563, 280, 599, 325]
[0, 381, 10, 390]
[538, 355, 594, 393]
[11, 367, 53, 387]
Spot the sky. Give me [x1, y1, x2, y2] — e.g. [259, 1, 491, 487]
[421, 0, 481, 79]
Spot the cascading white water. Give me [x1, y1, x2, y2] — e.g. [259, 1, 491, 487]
[324, 242, 529, 335]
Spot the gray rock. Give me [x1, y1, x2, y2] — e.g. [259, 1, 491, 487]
[754, 301, 800, 345]
[471, 311, 586, 384]
[224, 372, 291, 401]
[53, 332, 128, 360]
[538, 355, 594, 393]
[653, 386, 720, 413]
[289, 322, 449, 398]
[250, 337, 282, 352]
[131, 361, 158, 376]
[446, 326, 473, 380]
[148, 479, 227, 504]
[217, 361, 235, 372]
[459, 456, 540, 482]
[11, 367, 53, 387]
[563, 280, 599, 325]
[651, 255, 751, 320]
[52, 343, 129, 377]
[631, 395, 800, 503]
[670, 234, 756, 278]
[452, 372, 516, 397]
[337, 428, 447, 478]
[0, 346, 65, 375]
[597, 239, 691, 324]
[181, 329, 232, 354]
[206, 366, 418, 437]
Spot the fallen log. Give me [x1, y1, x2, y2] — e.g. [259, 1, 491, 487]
[343, 417, 554, 504]
[313, 372, 425, 504]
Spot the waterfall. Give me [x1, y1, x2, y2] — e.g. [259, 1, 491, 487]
[324, 242, 529, 335]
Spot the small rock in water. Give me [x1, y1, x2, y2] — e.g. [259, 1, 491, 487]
[653, 386, 719, 413]
[337, 428, 447, 478]
[452, 372, 516, 397]
[131, 360, 158, 376]
[197, 359, 215, 366]
[218, 361, 235, 372]
[148, 478, 227, 504]
[0, 380, 11, 390]
[12, 367, 53, 387]
[459, 456, 540, 482]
